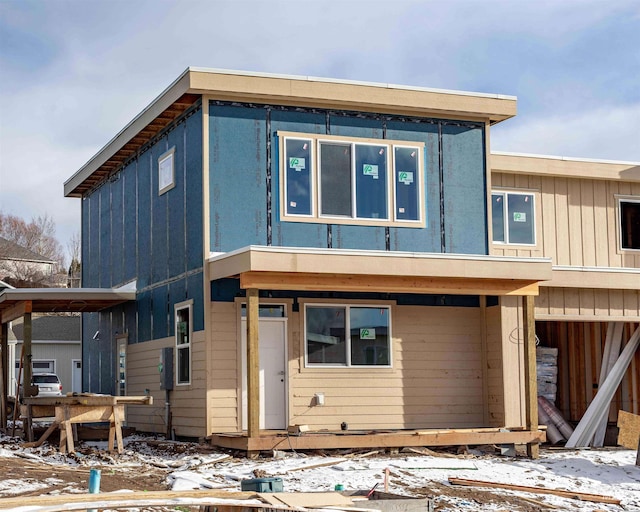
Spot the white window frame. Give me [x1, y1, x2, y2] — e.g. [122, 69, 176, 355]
[158, 147, 176, 195]
[175, 300, 193, 386]
[491, 190, 537, 246]
[617, 196, 640, 252]
[280, 131, 425, 228]
[304, 303, 392, 368]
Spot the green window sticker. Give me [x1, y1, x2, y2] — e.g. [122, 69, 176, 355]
[513, 212, 527, 222]
[398, 171, 414, 185]
[363, 164, 379, 179]
[360, 328, 376, 339]
[289, 157, 306, 171]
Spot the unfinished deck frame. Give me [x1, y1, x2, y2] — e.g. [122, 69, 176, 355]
[208, 427, 546, 453]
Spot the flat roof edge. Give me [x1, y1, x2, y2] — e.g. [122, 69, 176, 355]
[492, 150, 640, 166]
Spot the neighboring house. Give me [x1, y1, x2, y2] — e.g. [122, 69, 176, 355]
[57, 68, 638, 451]
[0, 236, 57, 287]
[9, 315, 81, 396]
[489, 153, 640, 429]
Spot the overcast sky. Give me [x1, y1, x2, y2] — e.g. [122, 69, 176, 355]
[1, 0, 639, 254]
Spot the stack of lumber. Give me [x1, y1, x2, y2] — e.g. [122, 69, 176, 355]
[537, 347, 558, 404]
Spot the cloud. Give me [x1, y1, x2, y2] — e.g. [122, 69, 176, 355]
[492, 101, 640, 161]
[1, 0, 639, 254]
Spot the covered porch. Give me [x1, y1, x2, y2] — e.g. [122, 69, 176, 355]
[207, 246, 552, 456]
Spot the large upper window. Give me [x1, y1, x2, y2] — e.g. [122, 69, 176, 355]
[175, 301, 192, 385]
[492, 191, 535, 245]
[280, 132, 424, 228]
[620, 198, 640, 250]
[305, 304, 391, 367]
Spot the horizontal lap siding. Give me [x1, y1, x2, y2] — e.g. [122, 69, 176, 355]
[208, 302, 239, 432]
[126, 332, 206, 438]
[290, 306, 484, 430]
[485, 305, 504, 426]
[492, 173, 640, 268]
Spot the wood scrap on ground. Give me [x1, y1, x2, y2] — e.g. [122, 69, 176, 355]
[448, 477, 620, 505]
[617, 410, 640, 449]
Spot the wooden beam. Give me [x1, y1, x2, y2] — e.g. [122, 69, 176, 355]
[0, 300, 31, 324]
[209, 428, 546, 452]
[240, 272, 539, 296]
[523, 295, 539, 458]
[246, 289, 260, 438]
[23, 311, 35, 399]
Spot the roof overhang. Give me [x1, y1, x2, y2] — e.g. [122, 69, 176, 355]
[0, 288, 136, 324]
[208, 246, 552, 297]
[65, 68, 517, 197]
[492, 152, 640, 182]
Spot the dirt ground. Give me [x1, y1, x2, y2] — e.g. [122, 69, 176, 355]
[0, 437, 553, 511]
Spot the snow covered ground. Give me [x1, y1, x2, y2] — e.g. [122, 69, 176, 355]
[0, 433, 637, 511]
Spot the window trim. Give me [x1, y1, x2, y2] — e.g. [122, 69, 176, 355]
[174, 299, 193, 386]
[491, 189, 537, 247]
[617, 195, 640, 253]
[158, 147, 176, 195]
[303, 303, 393, 369]
[279, 131, 425, 228]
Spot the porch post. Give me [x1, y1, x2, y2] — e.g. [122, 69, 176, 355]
[246, 288, 260, 437]
[523, 294, 539, 458]
[1, 322, 7, 428]
[23, 309, 35, 398]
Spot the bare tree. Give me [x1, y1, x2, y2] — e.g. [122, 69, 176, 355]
[67, 231, 82, 288]
[0, 212, 67, 287]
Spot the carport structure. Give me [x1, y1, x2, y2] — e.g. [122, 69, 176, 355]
[0, 288, 134, 429]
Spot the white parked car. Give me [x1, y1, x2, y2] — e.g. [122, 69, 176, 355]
[31, 373, 63, 397]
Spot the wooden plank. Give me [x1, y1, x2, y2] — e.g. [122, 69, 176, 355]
[240, 272, 541, 296]
[540, 177, 557, 262]
[246, 288, 259, 437]
[0, 490, 255, 511]
[523, 295, 539, 458]
[580, 180, 596, 266]
[617, 410, 640, 449]
[0, 300, 31, 324]
[448, 477, 620, 505]
[592, 179, 609, 267]
[209, 428, 546, 452]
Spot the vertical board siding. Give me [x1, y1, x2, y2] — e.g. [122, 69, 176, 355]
[185, 110, 204, 272]
[151, 142, 169, 284]
[492, 172, 640, 268]
[442, 125, 487, 255]
[537, 321, 640, 422]
[209, 105, 267, 252]
[289, 306, 485, 430]
[536, 288, 640, 320]
[111, 175, 124, 286]
[99, 185, 111, 288]
[168, 126, 186, 278]
[137, 152, 152, 289]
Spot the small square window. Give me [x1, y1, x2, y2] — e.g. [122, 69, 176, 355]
[158, 148, 175, 195]
[492, 191, 535, 245]
[620, 199, 640, 250]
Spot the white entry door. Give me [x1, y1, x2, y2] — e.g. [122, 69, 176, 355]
[71, 360, 82, 393]
[241, 318, 287, 430]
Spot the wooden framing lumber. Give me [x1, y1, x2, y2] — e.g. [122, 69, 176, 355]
[0, 490, 256, 511]
[566, 325, 640, 447]
[448, 477, 620, 505]
[208, 428, 546, 452]
[523, 295, 539, 458]
[246, 288, 260, 438]
[593, 322, 624, 447]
